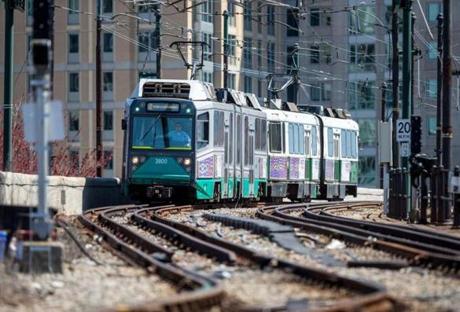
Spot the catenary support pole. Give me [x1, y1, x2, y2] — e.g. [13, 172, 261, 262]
[96, 0, 103, 177]
[436, 14, 443, 166]
[155, 8, 161, 78]
[441, 0, 452, 220]
[223, 10, 229, 88]
[391, 1, 400, 169]
[381, 83, 387, 189]
[402, 0, 413, 219]
[2, 1, 14, 171]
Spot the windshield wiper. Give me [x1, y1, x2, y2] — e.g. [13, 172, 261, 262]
[139, 114, 162, 142]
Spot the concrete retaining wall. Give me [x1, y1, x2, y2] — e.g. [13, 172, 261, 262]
[0, 171, 128, 215]
[357, 187, 384, 197]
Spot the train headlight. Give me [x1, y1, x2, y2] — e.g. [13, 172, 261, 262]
[183, 158, 191, 166]
[132, 156, 139, 165]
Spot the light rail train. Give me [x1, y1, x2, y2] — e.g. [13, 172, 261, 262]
[122, 79, 359, 202]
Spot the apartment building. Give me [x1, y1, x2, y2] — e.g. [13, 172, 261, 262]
[1, 0, 458, 184]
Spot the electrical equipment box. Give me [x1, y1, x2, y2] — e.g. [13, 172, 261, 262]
[378, 121, 392, 165]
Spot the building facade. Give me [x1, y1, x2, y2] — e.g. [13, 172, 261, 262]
[1, 0, 459, 184]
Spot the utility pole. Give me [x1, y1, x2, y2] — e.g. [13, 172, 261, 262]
[442, 0, 452, 219]
[31, 0, 54, 240]
[401, 0, 413, 218]
[96, 0, 103, 177]
[155, 7, 161, 78]
[436, 14, 443, 166]
[292, 43, 300, 105]
[223, 10, 229, 88]
[391, 0, 400, 169]
[381, 82, 387, 189]
[2, 0, 14, 171]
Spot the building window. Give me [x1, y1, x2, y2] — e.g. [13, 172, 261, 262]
[202, 33, 213, 61]
[427, 116, 436, 135]
[243, 38, 252, 68]
[258, 80, 263, 97]
[426, 79, 437, 98]
[310, 8, 319, 26]
[202, 71, 213, 83]
[228, 2, 235, 25]
[228, 73, 236, 89]
[287, 9, 299, 36]
[267, 5, 275, 35]
[228, 35, 236, 56]
[201, 0, 213, 23]
[349, 5, 376, 34]
[310, 45, 320, 64]
[103, 33, 113, 53]
[69, 111, 79, 131]
[104, 151, 113, 170]
[68, 0, 79, 24]
[69, 73, 79, 93]
[244, 76, 252, 93]
[102, 0, 113, 14]
[350, 44, 375, 72]
[103, 72, 113, 94]
[244, 2, 252, 31]
[138, 31, 158, 61]
[428, 3, 442, 22]
[348, 81, 376, 110]
[104, 111, 113, 131]
[257, 40, 262, 68]
[358, 119, 376, 147]
[68, 33, 79, 63]
[359, 156, 376, 186]
[267, 42, 275, 73]
[428, 42, 438, 59]
[310, 82, 331, 101]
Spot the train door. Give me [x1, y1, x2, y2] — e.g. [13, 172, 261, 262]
[235, 112, 243, 199]
[227, 112, 234, 198]
[249, 128, 255, 197]
[223, 112, 234, 198]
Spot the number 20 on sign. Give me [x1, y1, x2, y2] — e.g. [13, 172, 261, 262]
[396, 119, 411, 143]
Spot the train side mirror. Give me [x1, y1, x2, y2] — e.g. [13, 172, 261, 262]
[121, 119, 127, 130]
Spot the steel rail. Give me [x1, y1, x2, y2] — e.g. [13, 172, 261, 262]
[258, 202, 460, 271]
[148, 204, 398, 312]
[78, 205, 225, 311]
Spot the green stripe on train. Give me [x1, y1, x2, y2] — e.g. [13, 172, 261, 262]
[334, 160, 341, 181]
[196, 178, 266, 200]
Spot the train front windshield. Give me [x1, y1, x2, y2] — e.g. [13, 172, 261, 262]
[132, 115, 193, 150]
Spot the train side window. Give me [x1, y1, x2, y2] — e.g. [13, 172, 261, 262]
[341, 130, 347, 158]
[352, 131, 357, 158]
[244, 117, 249, 166]
[197, 112, 209, 149]
[236, 115, 242, 165]
[214, 111, 224, 147]
[298, 124, 304, 155]
[289, 123, 295, 154]
[327, 128, 333, 157]
[261, 120, 267, 151]
[333, 133, 340, 158]
[269, 122, 282, 153]
[255, 118, 261, 150]
[311, 126, 317, 156]
[305, 130, 311, 156]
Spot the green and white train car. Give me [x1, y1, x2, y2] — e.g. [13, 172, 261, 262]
[318, 115, 359, 199]
[264, 107, 321, 201]
[122, 79, 359, 202]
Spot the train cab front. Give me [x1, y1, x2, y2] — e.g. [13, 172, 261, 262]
[126, 99, 196, 201]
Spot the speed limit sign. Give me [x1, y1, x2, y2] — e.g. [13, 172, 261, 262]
[396, 119, 411, 142]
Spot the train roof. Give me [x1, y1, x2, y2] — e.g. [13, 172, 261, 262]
[320, 115, 359, 131]
[263, 107, 319, 125]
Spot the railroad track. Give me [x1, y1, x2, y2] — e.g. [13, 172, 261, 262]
[257, 201, 460, 272]
[78, 205, 225, 312]
[78, 203, 397, 311]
